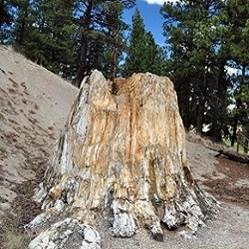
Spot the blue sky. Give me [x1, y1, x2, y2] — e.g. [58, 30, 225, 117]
[123, 0, 166, 45]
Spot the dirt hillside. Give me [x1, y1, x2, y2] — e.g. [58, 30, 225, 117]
[0, 46, 78, 219]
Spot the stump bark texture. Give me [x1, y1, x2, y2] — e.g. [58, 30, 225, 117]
[28, 71, 217, 248]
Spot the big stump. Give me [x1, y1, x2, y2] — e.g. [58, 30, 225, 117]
[28, 71, 217, 248]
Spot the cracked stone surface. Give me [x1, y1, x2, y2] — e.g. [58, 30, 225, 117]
[28, 70, 217, 247]
[29, 218, 101, 249]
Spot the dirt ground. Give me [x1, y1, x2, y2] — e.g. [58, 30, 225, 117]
[204, 157, 249, 207]
[186, 138, 249, 207]
[0, 46, 78, 223]
[0, 46, 249, 248]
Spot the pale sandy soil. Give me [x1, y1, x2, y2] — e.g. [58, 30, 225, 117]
[0, 46, 249, 248]
[101, 205, 249, 249]
[0, 46, 78, 218]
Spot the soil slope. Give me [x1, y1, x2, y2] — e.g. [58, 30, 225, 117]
[0, 46, 78, 218]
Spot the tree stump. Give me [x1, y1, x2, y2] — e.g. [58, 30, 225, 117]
[28, 70, 217, 248]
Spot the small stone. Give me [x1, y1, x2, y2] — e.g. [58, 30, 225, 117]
[34, 183, 47, 203]
[54, 200, 65, 212]
[29, 219, 101, 249]
[178, 230, 196, 240]
[84, 226, 100, 243]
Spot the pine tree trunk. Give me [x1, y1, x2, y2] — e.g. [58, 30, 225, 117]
[231, 65, 246, 146]
[231, 117, 238, 147]
[196, 71, 207, 134]
[110, 47, 118, 80]
[74, 0, 93, 87]
[28, 71, 217, 248]
[16, 7, 28, 46]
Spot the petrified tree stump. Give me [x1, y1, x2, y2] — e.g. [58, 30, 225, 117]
[28, 71, 217, 248]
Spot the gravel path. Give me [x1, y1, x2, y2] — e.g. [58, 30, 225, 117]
[101, 204, 249, 249]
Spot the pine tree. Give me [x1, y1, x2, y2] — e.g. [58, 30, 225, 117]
[13, 0, 76, 78]
[0, 0, 19, 43]
[74, 0, 135, 86]
[161, 0, 230, 140]
[101, 1, 130, 79]
[123, 9, 165, 76]
[0, 0, 11, 26]
[1, 0, 135, 83]
[222, 0, 249, 146]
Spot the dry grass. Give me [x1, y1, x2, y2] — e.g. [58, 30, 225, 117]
[0, 181, 40, 249]
[0, 211, 31, 249]
[1, 227, 29, 249]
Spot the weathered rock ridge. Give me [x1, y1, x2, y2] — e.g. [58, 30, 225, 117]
[28, 70, 217, 248]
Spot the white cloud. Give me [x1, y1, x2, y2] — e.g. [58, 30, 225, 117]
[144, 0, 178, 5]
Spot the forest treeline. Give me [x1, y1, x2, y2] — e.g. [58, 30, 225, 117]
[0, 0, 248, 148]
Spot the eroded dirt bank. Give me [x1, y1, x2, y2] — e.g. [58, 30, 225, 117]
[0, 46, 78, 247]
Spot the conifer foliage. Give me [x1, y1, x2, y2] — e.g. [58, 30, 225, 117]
[0, 0, 136, 83]
[123, 9, 166, 76]
[161, 0, 249, 143]
[0, 0, 165, 81]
